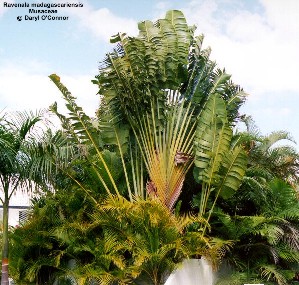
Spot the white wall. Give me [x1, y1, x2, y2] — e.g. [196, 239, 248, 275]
[0, 190, 31, 226]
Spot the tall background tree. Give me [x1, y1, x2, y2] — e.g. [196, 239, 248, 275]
[212, 120, 299, 285]
[0, 111, 53, 285]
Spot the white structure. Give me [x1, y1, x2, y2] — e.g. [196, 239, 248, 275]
[165, 258, 214, 285]
[0, 191, 31, 226]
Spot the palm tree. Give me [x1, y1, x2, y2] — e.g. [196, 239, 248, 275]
[240, 115, 299, 186]
[96, 10, 246, 202]
[211, 124, 299, 284]
[45, 11, 248, 283]
[9, 188, 95, 285]
[56, 195, 223, 285]
[49, 10, 247, 209]
[220, 117, 299, 219]
[0, 110, 52, 285]
[214, 182, 299, 285]
[9, 192, 208, 285]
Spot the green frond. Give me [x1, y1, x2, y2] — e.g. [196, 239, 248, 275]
[164, 10, 192, 63]
[95, 10, 194, 126]
[261, 131, 295, 151]
[276, 243, 299, 264]
[193, 94, 247, 226]
[49, 74, 98, 145]
[194, 94, 229, 183]
[49, 74, 123, 198]
[260, 264, 288, 285]
[217, 145, 247, 199]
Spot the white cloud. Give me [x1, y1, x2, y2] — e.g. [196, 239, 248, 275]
[182, 0, 220, 35]
[0, 63, 99, 117]
[260, 107, 292, 117]
[226, 11, 272, 42]
[261, 0, 299, 41]
[181, 0, 299, 98]
[155, 1, 172, 11]
[59, 1, 138, 42]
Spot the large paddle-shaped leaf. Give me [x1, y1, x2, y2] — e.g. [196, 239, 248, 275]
[194, 94, 230, 184]
[193, 94, 247, 229]
[218, 145, 247, 199]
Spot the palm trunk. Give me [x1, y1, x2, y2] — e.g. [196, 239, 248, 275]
[1, 192, 9, 285]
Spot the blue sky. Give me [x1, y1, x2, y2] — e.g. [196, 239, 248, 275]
[1, 0, 299, 149]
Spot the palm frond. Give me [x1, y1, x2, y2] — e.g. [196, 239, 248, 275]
[260, 264, 288, 285]
[193, 94, 247, 226]
[49, 74, 122, 198]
